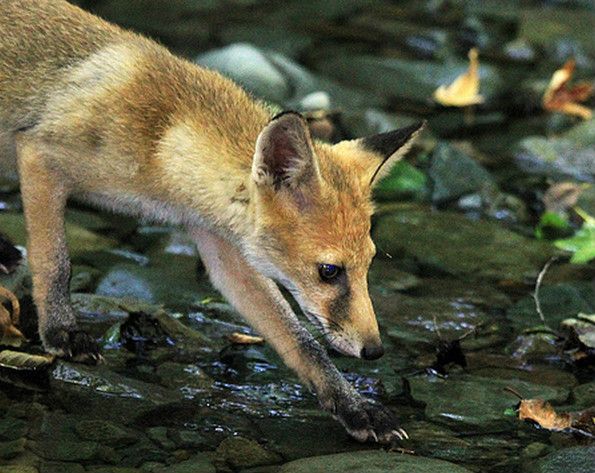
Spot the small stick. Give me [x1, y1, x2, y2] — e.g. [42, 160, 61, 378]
[533, 257, 557, 330]
[503, 386, 524, 400]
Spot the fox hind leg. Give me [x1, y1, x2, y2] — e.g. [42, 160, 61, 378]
[16, 136, 100, 363]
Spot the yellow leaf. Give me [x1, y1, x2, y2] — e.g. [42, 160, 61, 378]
[433, 48, 484, 107]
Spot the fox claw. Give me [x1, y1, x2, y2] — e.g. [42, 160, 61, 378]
[330, 393, 407, 444]
[43, 327, 102, 365]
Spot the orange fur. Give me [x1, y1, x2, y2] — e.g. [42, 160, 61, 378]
[0, 0, 422, 442]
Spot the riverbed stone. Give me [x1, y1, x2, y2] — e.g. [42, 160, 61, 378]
[216, 436, 282, 470]
[373, 207, 553, 282]
[429, 142, 495, 203]
[313, 54, 502, 105]
[39, 463, 85, 473]
[154, 453, 216, 473]
[29, 440, 102, 462]
[529, 445, 595, 473]
[507, 282, 594, 331]
[515, 119, 595, 183]
[196, 43, 290, 103]
[0, 467, 39, 473]
[75, 420, 139, 446]
[0, 213, 116, 260]
[407, 373, 568, 429]
[279, 450, 474, 473]
[0, 437, 26, 459]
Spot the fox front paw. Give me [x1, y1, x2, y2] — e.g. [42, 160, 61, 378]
[42, 326, 102, 364]
[333, 397, 408, 444]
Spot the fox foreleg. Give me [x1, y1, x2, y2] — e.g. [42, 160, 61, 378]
[191, 226, 404, 443]
[16, 136, 100, 362]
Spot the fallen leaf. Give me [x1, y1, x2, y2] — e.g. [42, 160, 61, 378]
[0, 286, 25, 346]
[228, 332, 265, 345]
[519, 398, 572, 430]
[542, 59, 593, 120]
[0, 350, 55, 370]
[433, 48, 484, 107]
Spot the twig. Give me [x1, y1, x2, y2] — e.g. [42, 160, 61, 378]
[503, 386, 524, 400]
[533, 257, 557, 329]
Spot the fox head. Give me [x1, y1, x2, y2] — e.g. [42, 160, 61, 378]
[247, 112, 424, 360]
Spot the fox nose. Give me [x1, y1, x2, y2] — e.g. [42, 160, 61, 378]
[361, 344, 384, 360]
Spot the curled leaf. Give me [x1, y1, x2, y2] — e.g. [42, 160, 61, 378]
[228, 332, 265, 345]
[0, 286, 25, 346]
[433, 48, 484, 107]
[542, 59, 593, 120]
[519, 399, 572, 430]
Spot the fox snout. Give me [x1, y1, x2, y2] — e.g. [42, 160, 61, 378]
[360, 342, 384, 360]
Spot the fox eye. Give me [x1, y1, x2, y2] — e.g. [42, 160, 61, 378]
[318, 263, 342, 282]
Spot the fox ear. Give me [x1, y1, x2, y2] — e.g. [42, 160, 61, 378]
[252, 112, 319, 190]
[359, 121, 425, 187]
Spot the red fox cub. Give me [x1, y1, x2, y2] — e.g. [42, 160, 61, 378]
[0, 0, 423, 442]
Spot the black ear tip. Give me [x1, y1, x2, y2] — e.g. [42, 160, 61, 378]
[361, 120, 426, 158]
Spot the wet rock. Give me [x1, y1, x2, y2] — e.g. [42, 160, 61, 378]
[154, 453, 215, 473]
[519, 8, 595, 56]
[39, 463, 85, 473]
[168, 429, 208, 450]
[155, 362, 213, 392]
[506, 332, 559, 360]
[50, 362, 182, 426]
[407, 373, 569, 429]
[0, 417, 28, 441]
[118, 439, 168, 467]
[75, 420, 139, 447]
[507, 282, 594, 331]
[529, 445, 595, 473]
[94, 257, 205, 308]
[429, 142, 494, 203]
[313, 54, 502, 106]
[0, 437, 26, 459]
[0, 213, 116, 260]
[146, 427, 175, 450]
[29, 440, 104, 462]
[522, 442, 550, 460]
[86, 468, 140, 473]
[573, 381, 595, 410]
[265, 51, 378, 110]
[515, 119, 595, 183]
[255, 411, 352, 461]
[196, 44, 290, 103]
[216, 436, 282, 470]
[219, 25, 312, 58]
[70, 265, 101, 293]
[90, 0, 211, 50]
[279, 450, 473, 473]
[373, 207, 553, 283]
[1, 466, 39, 473]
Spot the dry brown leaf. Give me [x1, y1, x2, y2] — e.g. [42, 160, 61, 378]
[519, 399, 572, 430]
[0, 286, 25, 346]
[434, 48, 484, 107]
[543, 59, 593, 120]
[228, 332, 265, 345]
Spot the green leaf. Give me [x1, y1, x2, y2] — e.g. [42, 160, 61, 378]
[535, 211, 572, 240]
[374, 161, 428, 201]
[554, 208, 595, 264]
